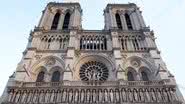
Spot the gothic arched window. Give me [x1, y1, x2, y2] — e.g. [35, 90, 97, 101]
[127, 71, 134, 81]
[51, 71, 61, 82]
[36, 71, 45, 82]
[51, 12, 61, 30]
[62, 12, 70, 30]
[115, 13, 122, 29]
[125, 13, 133, 30]
[141, 71, 149, 81]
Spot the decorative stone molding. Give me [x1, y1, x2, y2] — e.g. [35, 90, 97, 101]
[4, 80, 181, 104]
[130, 58, 141, 68]
[45, 57, 56, 67]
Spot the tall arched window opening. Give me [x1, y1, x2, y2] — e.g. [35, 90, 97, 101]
[125, 13, 133, 30]
[141, 71, 149, 81]
[62, 12, 70, 29]
[115, 13, 122, 29]
[36, 71, 45, 82]
[51, 12, 61, 30]
[127, 71, 134, 81]
[51, 71, 61, 82]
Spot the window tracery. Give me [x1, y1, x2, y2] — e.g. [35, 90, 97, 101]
[80, 35, 107, 50]
[118, 35, 146, 51]
[79, 61, 109, 82]
[40, 34, 69, 50]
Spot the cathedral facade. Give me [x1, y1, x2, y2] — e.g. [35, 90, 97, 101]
[0, 2, 184, 104]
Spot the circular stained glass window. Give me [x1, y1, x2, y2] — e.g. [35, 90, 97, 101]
[79, 61, 109, 82]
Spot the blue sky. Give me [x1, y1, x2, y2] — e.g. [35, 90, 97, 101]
[0, 0, 185, 97]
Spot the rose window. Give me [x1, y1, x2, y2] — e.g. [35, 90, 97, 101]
[79, 61, 109, 82]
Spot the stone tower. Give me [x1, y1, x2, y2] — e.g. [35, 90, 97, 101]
[1, 2, 184, 104]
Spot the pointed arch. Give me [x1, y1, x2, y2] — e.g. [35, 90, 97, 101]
[126, 67, 137, 81]
[62, 12, 71, 29]
[115, 13, 122, 29]
[35, 66, 47, 82]
[51, 12, 61, 30]
[124, 56, 156, 73]
[125, 13, 133, 30]
[51, 71, 61, 82]
[139, 67, 151, 81]
[36, 71, 45, 82]
[141, 71, 149, 81]
[127, 71, 134, 81]
[49, 66, 64, 82]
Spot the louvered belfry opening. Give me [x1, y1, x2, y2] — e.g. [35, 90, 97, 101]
[62, 12, 70, 29]
[125, 13, 133, 30]
[115, 13, 122, 29]
[51, 12, 61, 30]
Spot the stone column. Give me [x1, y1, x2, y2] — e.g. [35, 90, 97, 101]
[131, 12, 140, 30]
[109, 9, 117, 29]
[129, 12, 137, 30]
[120, 12, 128, 30]
[107, 35, 112, 50]
[57, 13, 65, 30]
[71, 7, 81, 29]
[127, 37, 134, 51]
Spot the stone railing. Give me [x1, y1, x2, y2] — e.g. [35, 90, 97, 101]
[79, 31, 110, 51]
[7, 79, 173, 88]
[118, 35, 149, 52]
[2, 80, 182, 104]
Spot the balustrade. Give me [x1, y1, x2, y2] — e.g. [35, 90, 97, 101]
[79, 33, 108, 51]
[118, 34, 148, 52]
[3, 80, 182, 104]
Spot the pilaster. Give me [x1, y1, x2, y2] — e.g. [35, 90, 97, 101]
[57, 13, 65, 30]
[120, 12, 128, 30]
[132, 11, 140, 30]
[64, 30, 77, 80]
[136, 9, 146, 28]
[111, 31, 122, 79]
[109, 9, 117, 29]
[129, 11, 137, 30]
[38, 8, 48, 28]
[71, 6, 81, 29]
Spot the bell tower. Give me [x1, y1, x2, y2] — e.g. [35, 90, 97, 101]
[1, 2, 184, 104]
[38, 2, 82, 30]
[104, 3, 146, 30]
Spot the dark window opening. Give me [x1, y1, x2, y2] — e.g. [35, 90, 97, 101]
[104, 38, 107, 50]
[51, 71, 61, 82]
[36, 71, 45, 82]
[125, 13, 133, 30]
[62, 12, 70, 29]
[141, 71, 149, 81]
[80, 39, 83, 49]
[127, 71, 134, 81]
[51, 12, 61, 30]
[115, 13, 122, 29]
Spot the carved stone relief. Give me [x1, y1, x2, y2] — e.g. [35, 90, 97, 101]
[45, 58, 56, 67]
